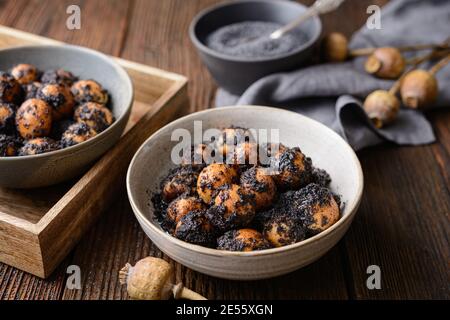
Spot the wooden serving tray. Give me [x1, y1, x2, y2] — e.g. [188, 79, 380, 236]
[0, 26, 189, 278]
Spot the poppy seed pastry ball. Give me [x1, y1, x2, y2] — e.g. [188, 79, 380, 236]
[241, 166, 277, 211]
[37, 83, 75, 120]
[167, 196, 205, 223]
[19, 137, 59, 156]
[161, 166, 199, 202]
[225, 142, 259, 166]
[0, 134, 22, 157]
[0, 102, 16, 134]
[71, 79, 108, 105]
[11, 64, 39, 85]
[15, 98, 52, 139]
[217, 229, 271, 251]
[211, 184, 256, 230]
[61, 122, 97, 147]
[263, 214, 306, 247]
[271, 147, 312, 190]
[181, 144, 210, 169]
[23, 81, 43, 100]
[41, 69, 78, 86]
[0, 72, 23, 104]
[197, 163, 238, 204]
[265, 142, 288, 155]
[218, 127, 253, 146]
[74, 102, 114, 132]
[295, 183, 340, 234]
[174, 210, 216, 247]
[217, 127, 254, 157]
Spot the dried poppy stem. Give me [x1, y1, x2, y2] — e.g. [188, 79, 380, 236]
[429, 53, 450, 75]
[323, 32, 450, 63]
[350, 42, 449, 57]
[362, 47, 443, 128]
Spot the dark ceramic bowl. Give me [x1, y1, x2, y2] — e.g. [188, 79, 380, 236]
[189, 0, 322, 95]
[0, 45, 133, 188]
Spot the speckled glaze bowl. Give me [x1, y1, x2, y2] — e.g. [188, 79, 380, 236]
[127, 106, 363, 280]
[0, 45, 133, 188]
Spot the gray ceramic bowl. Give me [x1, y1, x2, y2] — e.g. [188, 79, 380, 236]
[0, 45, 133, 188]
[189, 0, 322, 95]
[127, 106, 363, 280]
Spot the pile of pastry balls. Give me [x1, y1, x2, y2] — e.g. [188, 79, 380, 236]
[0, 64, 113, 157]
[152, 127, 341, 252]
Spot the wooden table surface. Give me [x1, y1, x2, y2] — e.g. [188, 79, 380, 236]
[0, 0, 449, 300]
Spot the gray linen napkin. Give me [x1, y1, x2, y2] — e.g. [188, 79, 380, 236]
[215, 0, 450, 150]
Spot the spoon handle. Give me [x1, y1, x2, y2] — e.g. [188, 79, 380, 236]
[270, 0, 345, 39]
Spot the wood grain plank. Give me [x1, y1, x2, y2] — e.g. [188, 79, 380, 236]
[0, 0, 130, 55]
[0, 257, 71, 300]
[428, 111, 450, 195]
[121, 0, 219, 112]
[343, 144, 450, 299]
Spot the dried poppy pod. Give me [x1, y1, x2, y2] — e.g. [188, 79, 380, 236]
[400, 55, 449, 109]
[321, 32, 349, 62]
[119, 257, 206, 300]
[16, 98, 52, 139]
[10, 64, 39, 85]
[365, 47, 406, 79]
[400, 70, 438, 109]
[321, 32, 444, 63]
[217, 229, 271, 251]
[363, 90, 400, 128]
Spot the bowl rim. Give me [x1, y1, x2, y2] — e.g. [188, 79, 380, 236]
[0, 44, 134, 161]
[127, 105, 364, 257]
[188, 0, 322, 63]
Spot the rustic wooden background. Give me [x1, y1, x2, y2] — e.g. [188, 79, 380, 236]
[0, 0, 449, 300]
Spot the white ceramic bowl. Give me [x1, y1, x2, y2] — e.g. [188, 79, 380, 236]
[127, 106, 363, 280]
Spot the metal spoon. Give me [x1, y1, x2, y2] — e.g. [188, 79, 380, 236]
[271, 0, 346, 39]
